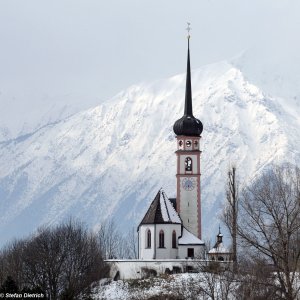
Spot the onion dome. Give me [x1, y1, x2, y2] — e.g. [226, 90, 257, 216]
[173, 37, 203, 137]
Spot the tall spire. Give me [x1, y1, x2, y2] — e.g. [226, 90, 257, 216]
[173, 23, 203, 137]
[184, 32, 193, 116]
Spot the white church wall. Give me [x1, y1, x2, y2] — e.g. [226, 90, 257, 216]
[106, 259, 219, 280]
[139, 224, 155, 259]
[207, 252, 231, 262]
[139, 224, 181, 259]
[178, 245, 205, 259]
[155, 224, 181, 259]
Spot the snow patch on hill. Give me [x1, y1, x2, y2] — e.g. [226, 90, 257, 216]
[92, 273, 234, 300]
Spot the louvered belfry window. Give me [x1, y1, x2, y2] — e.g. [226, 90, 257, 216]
[185, 157, 192, 171]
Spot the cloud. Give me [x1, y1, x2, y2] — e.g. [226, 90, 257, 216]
[0, 0, 299, 103]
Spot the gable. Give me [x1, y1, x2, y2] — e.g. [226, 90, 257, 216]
[139, 190, 181, 225]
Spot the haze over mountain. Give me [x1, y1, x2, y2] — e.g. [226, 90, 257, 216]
[1, 57, 300, 246]
[0, 92, 102, 142]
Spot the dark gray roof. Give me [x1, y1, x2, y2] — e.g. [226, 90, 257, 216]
[139, 190, 181, 225]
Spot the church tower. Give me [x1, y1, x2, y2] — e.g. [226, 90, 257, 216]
[173, 34, 203, 239]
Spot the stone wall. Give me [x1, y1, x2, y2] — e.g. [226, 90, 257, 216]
[105, 259, 231, 280]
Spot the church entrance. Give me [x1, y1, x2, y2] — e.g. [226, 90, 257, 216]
[187, 248, 194, 258]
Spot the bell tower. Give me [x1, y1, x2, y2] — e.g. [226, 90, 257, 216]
[173, 30, 203, 239]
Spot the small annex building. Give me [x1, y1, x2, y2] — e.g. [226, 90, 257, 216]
[138, 190, 204, 260]
[208, 229, 232, 262]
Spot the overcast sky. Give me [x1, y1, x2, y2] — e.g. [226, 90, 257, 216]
[0, 0, 300, 104]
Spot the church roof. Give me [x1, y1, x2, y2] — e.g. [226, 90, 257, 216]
[173, 37, 203, 137]
[139, 190, 181, 225]
[208, 243, 230, 254]
[178, 227, 205, 245]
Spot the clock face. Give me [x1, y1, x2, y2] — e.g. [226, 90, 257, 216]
[182, 177, 196, 191]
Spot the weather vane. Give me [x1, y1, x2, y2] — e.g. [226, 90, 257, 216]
[186, 22, 191, 40]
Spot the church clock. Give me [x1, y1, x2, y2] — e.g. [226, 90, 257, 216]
[182, 177, 195, 191]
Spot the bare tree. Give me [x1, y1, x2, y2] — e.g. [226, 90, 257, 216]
[0, 239, 26, 289]
[0, 220, 109, 299]
[223, 166, 239, 272]
[124, 227, 138, 259]
[203, 238, 212, 260]
[114, 226, 138, 259]
[195, 262, 235, 300]
[235, 254, 280, 300]
[58, 220, 109, 298]
[22, 225, 67, 298]
[238, 163, 300, 300]
[97, 219, 137, 259]
[98, 219, 121, 259]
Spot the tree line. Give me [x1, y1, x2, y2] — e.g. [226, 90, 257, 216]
[0, 219, 137, 299]
[1, 163, 299, 299]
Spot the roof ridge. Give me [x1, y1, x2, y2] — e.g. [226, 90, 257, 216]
[163, 192, 181, 223]
[161, 190, 171, 221]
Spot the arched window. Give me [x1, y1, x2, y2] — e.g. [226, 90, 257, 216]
[172, 230, 177, 248]
[185, 157, 192, 171]
[146, 229, 151, 248]
[159, 230, 165, 248]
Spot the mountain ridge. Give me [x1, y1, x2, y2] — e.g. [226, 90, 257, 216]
[0, 61, 299, 246]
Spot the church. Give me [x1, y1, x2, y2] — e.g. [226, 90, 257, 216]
[137, 34, 206, 260]
[107, 33, 231, 279]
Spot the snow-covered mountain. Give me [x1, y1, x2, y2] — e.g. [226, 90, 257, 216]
[1, 61, 300, 246]
[0, 91, 102, 142]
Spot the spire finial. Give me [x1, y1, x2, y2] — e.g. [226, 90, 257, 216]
[184, 22, 193, 116]
[186, 22, 191, 40]
[219, 224, 221, 235]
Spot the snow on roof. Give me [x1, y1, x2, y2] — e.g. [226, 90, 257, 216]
[161, 190, 181, 223]
[178, 227, 204, 245]
[208, 243, 230, 254]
